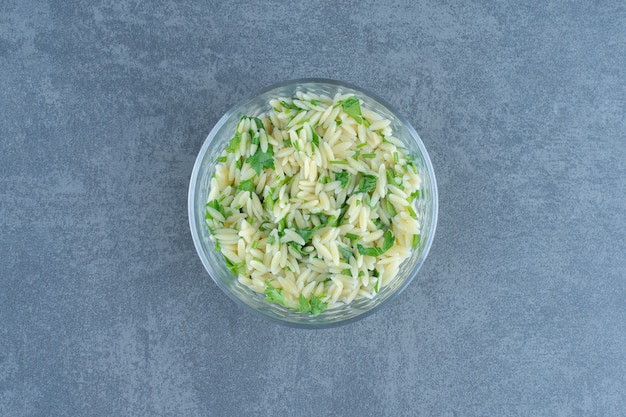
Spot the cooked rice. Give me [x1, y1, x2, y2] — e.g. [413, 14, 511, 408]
[204, 92, 422, 314]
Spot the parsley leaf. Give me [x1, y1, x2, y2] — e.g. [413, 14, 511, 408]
[335, 171, 350, 188]
[252, 117, 264, 130]
[237, 179, 255, 193]
[264, 281, 287, 306]
[386, 198, 397, 217]
[288, 241, 307, 256]
[247, 146, 275, 175]
[225, 132, 242, 153]
[298, 294, 311, 313]
[341, 97, 363, 124]
[355, 174, 378, 194]
[357, 230, 395, 257]
[339, 245, 353, 261]
[206, 200, 227, 219]
[224, 256, 245, 276]
[309, 294, 328, 316]
[280, 100, 300, 110]
[345, 233, 359, 241]
[311, 128, 319, 148]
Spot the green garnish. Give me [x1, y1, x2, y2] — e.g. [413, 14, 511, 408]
[217, 156, 227, 163]
[311, 129, 319, 148]
[335, 171, 350, 188]
[339, 245, 353, 261]
[407, 190, 420, 202]
[341, 269, 352, 276]
[252, 117, 264, 130]
[267, 235, 276, 245]
[237, 179, 255, 193]
[206, 200, 227, 219]
[283, 139, 292, 147]
[236, 158, 243, 170]
[251, 134, 260, 146]
[373, 218, 384, 230]
[345, 233, 359, 240]
[361, 153, 376, 159]
[394, 152, 399, 163]
[251, 241, 258, 249]
[225, 132, 242, 153]
[319, 176, 331, 184]
[386, 168, 401, 187]
[356, 142, 367, 148]
[341, 97, 363, 124]
[224, 256, 245, 276]
[264, 281, 287, 306]
[407, 205, 417, 219]
[386, 199, 397, 217]
[247, 146, 275, 175]
[355, 174, 378, 194]
[288, 242, 307, 256]
[357, 230, 395, 257]
[412, 234, 420, 248]
[330, 160, 349, 165]
[280, 100, 301, 110]
[297, 294, 328, 316]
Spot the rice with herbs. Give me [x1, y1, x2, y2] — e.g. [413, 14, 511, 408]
[205, 91, 422, 316]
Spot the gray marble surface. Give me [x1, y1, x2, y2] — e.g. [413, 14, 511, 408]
[1, 1, 625, 416]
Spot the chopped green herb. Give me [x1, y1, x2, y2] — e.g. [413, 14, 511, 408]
[358, 271, 365, 277]
[353, 150, 360, 160]
[355, 174, 378, 194]
[252, 117, 264, 130]
[374, 278, 380, 293]
[339, 245, 353, 261]
[294, 227, 320, 243]
[288, 241, 307, 256]
[412, 234, 420, 248]
[330, 160, 349, 165]
[293, 141, 301, 151]
[341, 269, 352, 276]
[363, 119, 371, 128]
[224, 256, 245, 276]
[225, 132, 242, 153]
[267, 235, 276, 245]
[356, 142, 368, 148]
[236, 158, 243, 170]
[394, 152, 399, 163]
[264, 281, 287, 306]
[407, 205, 417, 219]
[310, 99, 321, 106]
[335, 119, 342, 126]
[206, 200, 227, 219]
[237, 179, 255, 193]
[345, 233, 359, 240]
[357, 230, 395, 257]
[280, 100, 300, 110]
[297, 294, 310, 313]
[247, 146, 275, 175]
[319, 176, 331, 184]
[309, 294, 328, 316]
[361, 153, 376, 159]
[335, 171, 350, 188]
[373, 218, 384, 230]
[341, 97, 363, 124]
[386, 168, 400, 187]
[247, 217, 254, 225]
[386, 199, 397, 217]
[217, 156, 227, 163]
[283, 139, 292, 147]
[407, 190, 420, 202]
[251, 241, 258, 249]
[311, 129, 319, 148]
[251, 134, 260, 146]
[279, 217, 287, 231]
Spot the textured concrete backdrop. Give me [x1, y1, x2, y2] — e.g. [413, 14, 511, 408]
[1, 1, 625, 416]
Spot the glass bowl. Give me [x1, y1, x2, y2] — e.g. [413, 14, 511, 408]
[188, 78, 438, 328]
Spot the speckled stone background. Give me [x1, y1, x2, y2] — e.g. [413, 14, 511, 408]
[1, 1, 625, 416]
